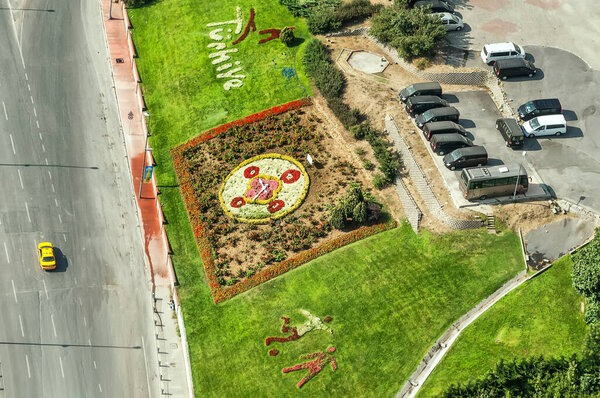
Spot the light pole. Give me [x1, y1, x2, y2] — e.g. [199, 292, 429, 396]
[139, 111, 152, 198]
[513, 151, 527, 201]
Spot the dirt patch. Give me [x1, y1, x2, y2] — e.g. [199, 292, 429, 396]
[492, 201, 575, 235]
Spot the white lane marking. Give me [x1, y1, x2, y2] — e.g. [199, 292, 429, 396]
[59, 356, 65, 378]
[27, 84, 31, 92]
[18, 314, 24, 337]
[83, 316, 87, 327]
[51, 183, 55, 193]
[54, 198, 59, 207]
[6, 0, 27, 69]
[12, 280, 18, 303]
[36, 120, 39, 129]
[25, 354, 31, 378]
[58, 214, 62, 224]
[25, 73, 28, 81]
[42, 279, 49, 299]
[4, 242, 10, 263]
[25, 202, 31, 222]
[2, 101, 7, 120]
[9, 134, 16, 154]
[51, 314, 57, 337]
[33, 107, 37, 117]
[88, 338, 91, 346]
[93, 360, 97, 369]
[47, 170, 52, 180]
[44, 157, 48, 165]
[41, 144, 45, 152]
[98, 384, 102, 393]
[17, 169, 24, 189]
[141, 336, 152, 396]
[30, 95, 33, 104]
[63, 233, 67, 242]
[39, 132, 43, 140]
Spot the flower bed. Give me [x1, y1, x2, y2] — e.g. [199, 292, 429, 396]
[171, 99, 396, 303]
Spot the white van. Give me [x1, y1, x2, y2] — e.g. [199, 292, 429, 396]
[480, 42, 525, 64]
[522, 114, 567, 137]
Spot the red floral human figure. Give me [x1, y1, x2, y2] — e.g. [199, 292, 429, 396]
[282, 347, 338, 388]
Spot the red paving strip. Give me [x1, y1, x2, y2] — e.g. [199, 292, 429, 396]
[469, 0, 508, 12]
[525, 0, 565, 10]
[479, 18, 521, 38]
[100, 0, 170, 288]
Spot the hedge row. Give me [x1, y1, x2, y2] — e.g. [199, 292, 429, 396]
[307, 0, 383, 35]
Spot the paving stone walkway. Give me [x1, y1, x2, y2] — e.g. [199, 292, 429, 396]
[385, 116, 483, 230]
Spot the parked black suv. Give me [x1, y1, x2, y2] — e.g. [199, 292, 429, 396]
[517, 98, 562, 121]
[423, 121, 468, 140]
[493, 58, 536, 80]
[405, 95, 449, 117]
[416, 107, 460, 128]
[430, 133, 473, 155]
[399, 82, 442, 103]
[496, 118, 525, 147]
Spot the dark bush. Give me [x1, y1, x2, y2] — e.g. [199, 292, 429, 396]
[326, 98, 359, 128]
[302, 39, 330, 76]
[279, 27, 295, 47]
[279, 0, 341, 17]
[336, 0, 383, 23]
[330, 206, 347, 230]
[313, 63, 345, 98]
[307, 7, 342, 34]
[123, 0, 151, 7]
[372, 173, 387, 190]
[585, 298, 600, 325]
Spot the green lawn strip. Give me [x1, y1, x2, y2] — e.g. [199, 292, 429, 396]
[128, 0, 313, 288]
[182, 223, 523, 396]
[418, 256, 588, 397]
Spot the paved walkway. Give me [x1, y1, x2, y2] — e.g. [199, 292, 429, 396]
[99, 1, 191, 397]
[385, 116, 484, 230]
[396, 270, 528, 398]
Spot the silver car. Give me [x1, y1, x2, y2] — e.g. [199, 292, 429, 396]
[433, 12, 464, 31]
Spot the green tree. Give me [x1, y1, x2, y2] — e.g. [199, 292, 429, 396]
[370, 4, 445, 59]
[330, 205, 346, 230]
[353, 202, 368, 224]
[307, 7, 341, 34]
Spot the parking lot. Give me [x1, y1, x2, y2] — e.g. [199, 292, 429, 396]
[430, 1, 600, 213]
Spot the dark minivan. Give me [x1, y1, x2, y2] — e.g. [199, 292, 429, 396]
[443, 146, 488, 170]
[517, 98, 562, 121]
[430, 133, 474, 155]
[416, 107, 460, 128]
[399, 82, 442, 102]
[493, 58, 536, 80]
[422, 121, 468, 140]
[405, 95, 449, 117]
[496, 118, 525, 147]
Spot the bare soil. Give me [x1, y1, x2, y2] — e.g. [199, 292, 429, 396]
[492, 202, 575, 235]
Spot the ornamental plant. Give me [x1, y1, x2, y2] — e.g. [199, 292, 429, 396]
[280, 27, 296, 46]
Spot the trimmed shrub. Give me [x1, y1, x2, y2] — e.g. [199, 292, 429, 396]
[330, 205, 347, 230]
[124, 0, 151, 7]
[585, 298, 600, 325]
[279, 27, 295, 46]
[279, 0, 341, 17]
[307, 7, 342, 34]
[336, 0, 383, 22]
[353, 202, 368, 224]
[327, 98, 359, 128]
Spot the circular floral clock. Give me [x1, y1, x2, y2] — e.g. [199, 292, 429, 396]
[219, 154, 310, 223]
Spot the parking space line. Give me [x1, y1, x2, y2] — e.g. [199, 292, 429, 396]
[42, 279, 49, 299]
[51, 183, 55, 193]
[18, 314, 24, 337]
[59, 356, 65, 378]
[2, 101, 7, 120]
[44, 157, 48, 165]
[93, 360, 97, 369]
[51, 314, 57, 337]
[141, 335, 152, 396]
[41, 144, 45, 152]
[9, 134, 16, 154]
[58, 214, 62, 224]
[88, 338, 91, 346]
[17, 169, 24, 189]
[63, 233, 67, 242]
[47, 170, 52, 180]
[25, 201, 31, 222]
[54, 198, 59, 207]
[25, 354, 31, 378]
[12, 280, 17, 303]
[30, 95, 33, 104]
[25, 73, 28, 81]
[4, 241, 10, 263]
[27, 84, 31, 92]
[33, 106, 36, 117]
[39, 132, 42, 140]
[83, 316, 87, 327]
[98, 384, 102, 393]
[36, 120, 39, 129]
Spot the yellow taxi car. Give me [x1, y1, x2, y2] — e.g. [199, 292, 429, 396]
[38, 242, 56, 270]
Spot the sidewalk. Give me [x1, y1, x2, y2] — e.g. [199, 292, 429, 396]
[99, 0, 192, 397]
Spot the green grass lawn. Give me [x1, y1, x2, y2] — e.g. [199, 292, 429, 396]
[418, 256, 588, 397]
[181, 223, 524, 396]
[128, 0, 313, 288]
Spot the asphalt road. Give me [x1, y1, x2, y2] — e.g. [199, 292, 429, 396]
[0, 0, 159, 396]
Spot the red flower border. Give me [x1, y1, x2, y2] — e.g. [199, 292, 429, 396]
[171, 98, 397, 304]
